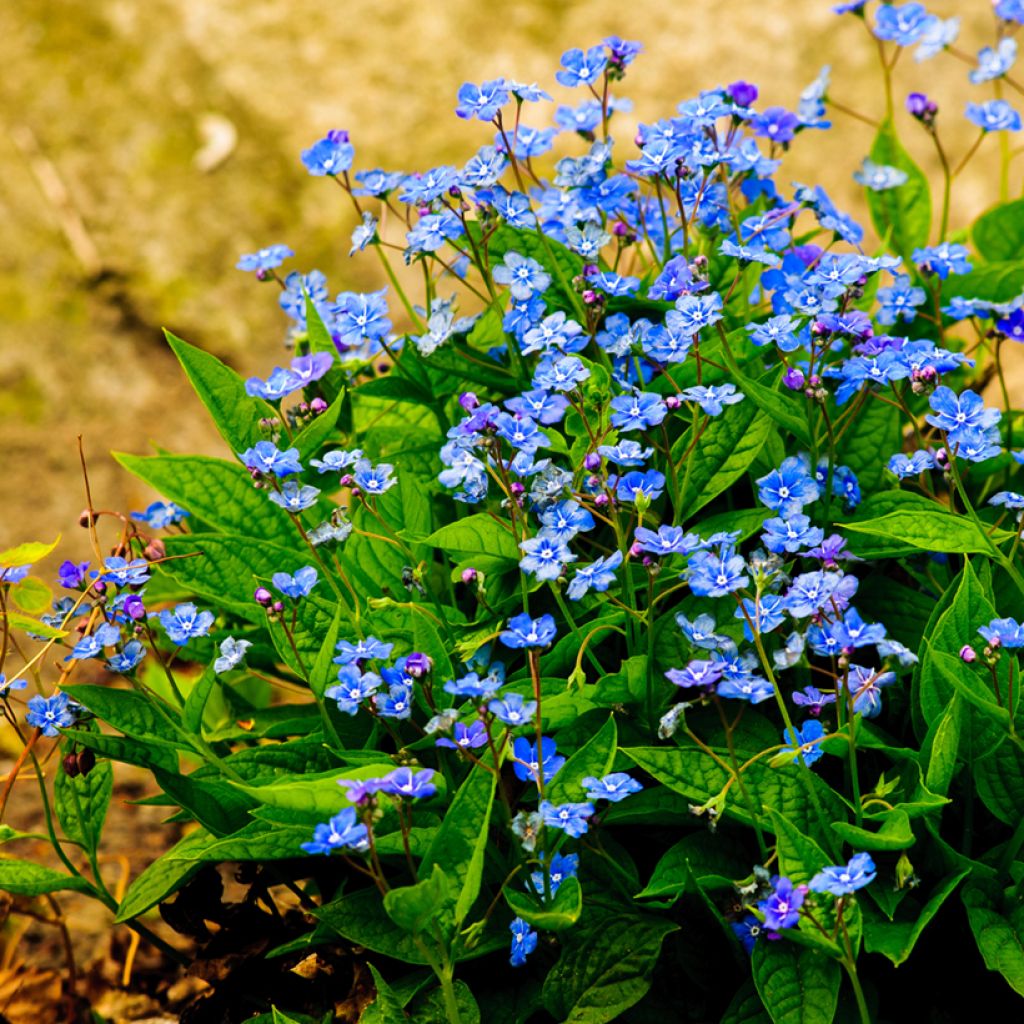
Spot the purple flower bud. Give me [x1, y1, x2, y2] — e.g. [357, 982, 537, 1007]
[906, 92, 933, 118]
[93, 580, 107, 596]
[612, 220, 629, 237]
[122, 594, 146, 621]
[634, 132, 644, 147]
[629, 542, 644, 557]
[326, 129, 350, 144]
[727, 80, 758, 106]
[510, 482, 525, 497]
[642, 556, 655, 567]
[811, 321, 826, 336]
[256, 268, 270, 282]
[664, 395, 682, 410]
[582, 289, 599, 304]
[594, 493, 610, 508]
[459, 392, 480, 412]
[960, 644, 977, 663]
[405, 652, 432, 677]
[339, 474, 354, 487]
[691, 255, 708, 270]
[272, 600, 285, 614]
[583, 263, 599, 276]
[254, 587, 273, 607]
[461, 567, 478, 585]
[783, 367, 806, 391]
[584, 452, 601, 470]
[310, 397, 328, 415]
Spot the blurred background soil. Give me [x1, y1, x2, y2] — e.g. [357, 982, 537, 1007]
[0, 0, 1017, 1017]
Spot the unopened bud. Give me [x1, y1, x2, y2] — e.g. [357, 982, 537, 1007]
[310, 397, 328, 415]
[254, 587, 273, 607]
[461, 567, 478, 585]
[144, 538, 165, 562]
[63, 753, 81, 778]
[584, 452, 601, 470]
[78, 509, 97, 529]
[959, 644, 977, 663]
[664, 395, 682, 410]
[77, 749, 96, 776]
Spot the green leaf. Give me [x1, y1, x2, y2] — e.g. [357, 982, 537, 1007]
[3, 610, 67, 639]
[62, 728, 179, 773]
[155, 768, 256, 837]
[165, 330, 274, 451]
[923, 695, 961, 796]
[623, 746, 846, 845]
[505, 875, 582, 932]
[839, 505, 1013, 556]
[183, 666, 218, 735]
[944, 260, 1024, 304]
[752, 941, 841, 1024]
[963, 878, 1024, 997]
[115, 452, 298, 547]
[0, 537, 60, 567]
[863, 870, 968, 966]
[409, 980, 481, 1024]
[771, 812, 829, 885]
[864, 119, 931, 258]
[974, 728, 1024, 825]
[721, 981, 772, 1024]
[360, 965, 409, 1024]
[674, 402, 773, 519]
[426, 514, 520, 565]
[54, 753, 112, 857]
[420, 766, 495, 931]
[718, 354, 811, 446]
[384, 864, 451, 934]
[973, 199, 1024, 262]
[834, 396, 900, 495]
[271, 1008, 304, 1024]
[10, 577, 53, 614]
[0, 859, 92, 897]
[831, 809, 914, 852]
[546, 714, 616, 804]
[541, 903, 678, 1023]
[62, 684, 190, 750]
[234, 763, 397, 818]
[115, 828, 211, 921]
[635, 831, 751, 904]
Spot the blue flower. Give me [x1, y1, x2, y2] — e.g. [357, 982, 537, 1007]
[26, 693, 76, 736]
[971, 39, 1018, 84]
[310, 449, 364, 474]
[301, 130, 354, 176]
[782, 720, 827, 767]
[759, 876, 806, 931]
[272, 566, 319, 599]
[751, 107, 799, 143]
[978, 617, 1024, 648]
[533, 355, 590, 392]
[809, 852, 876, 896]
[610, 387, 667, 428]
[301, 807, 369, 855]
[528, 852, 579, 896]
[268, 482, 321, 512]
[567, 551, 623, 600]
[687, 547, 749, 597]
[505, 390, 569, 426]
[488, 692, 538, 726]
[350, 211, 378, 255]
[853, 159, 909, 191]
[668, 293, 724, 336]
[291, 353, 335, 386]
[718, 674, 775, 703]
[556, 45, 608, 88]
[57, 560, 90, 589]
[876, 275, 926, 324]
[406, 210, 464, 254]
[539, 799, 595, 838]
[509, 918, 538, 967]
[130, 501, 189, 529]
[966, 99, 1022, 132]
[236, 244, 293, 273]
[873, 3, 932, 46]
[214, 637, 252, 675]
[926, 387, 1000, 444]
[539, 501, 595, 542]
[436, 720, 489, 751]
[455, 78, 510, 120]
[159, 603, 215, 646]
[519, 531, 575, 582]
[732, 915, 763, 954]
[915, 15, 959, 61]
[96, 557, 150, 588]
[326, 665, 381, 714]
[761, 513, 825, 554]
[245, 366, 302, 401]
[334, 636, 394, 665]
[513, 737, 565, 786]
[239, 442, 303, 478]
[615, 470, 666, 504]
[912, 243, 972, 280]
[376, 683, 413, 719]
[676, 612, 733, 651]
[332, 288, 392, 348]
[635, 525, 701, 556]
[735, 595, 786, 639]
[665, 659, 724, 690]
[757, 456, 821, 514]
[107, 640, 146, 673]
[493, 251, 551, 301]
[500, 613, 557, 649]
[352, 460, 396, 496]
[380, 767, 437, 799]
[496, 413, 550, 453]
[69, 623, 121, 660]
[680, 384, 744, 416]
[792, 686, 836, 715]
[582, 772, 642, 802]
[0, 674, 27, 696]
